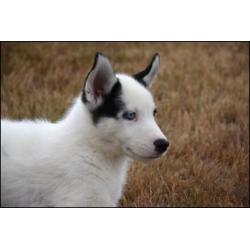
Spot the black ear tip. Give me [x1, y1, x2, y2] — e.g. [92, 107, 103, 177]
[152, 53, 160, 66]
[95, 52, 110, 64]
[95, 52, 103, 59]
[93, 52, 107, 67]
[153, 53, 160, 60]
[91, 53, 106, 70]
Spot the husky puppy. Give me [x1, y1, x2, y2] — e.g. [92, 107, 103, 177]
[1, 53, 169, 207]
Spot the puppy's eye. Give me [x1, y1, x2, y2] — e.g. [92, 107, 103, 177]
[153, 109, 157, 116]
[122, 111, 136, 121]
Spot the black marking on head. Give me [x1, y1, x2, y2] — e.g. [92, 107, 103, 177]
[133, 53, 159, 87]
[133, 69, 150, 87]
[91, 80, 124, 124]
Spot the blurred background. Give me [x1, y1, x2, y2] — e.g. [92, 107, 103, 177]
[1, 42, 249, 207]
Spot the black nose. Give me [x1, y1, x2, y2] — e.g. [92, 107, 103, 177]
[154, 139, 169, 154]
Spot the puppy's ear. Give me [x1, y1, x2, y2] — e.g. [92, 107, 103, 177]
[133, 53, 160, 88]
[83, 53, 117, 108]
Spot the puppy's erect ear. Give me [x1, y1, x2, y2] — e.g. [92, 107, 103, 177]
[133, 53, 160, 88]
[83, 53, 117, 108]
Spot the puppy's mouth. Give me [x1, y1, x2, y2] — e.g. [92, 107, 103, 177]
[125, 147, 161, 161]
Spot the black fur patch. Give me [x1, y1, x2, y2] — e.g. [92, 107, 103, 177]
[84, 81, 124, 124]
[133, 70, 148, 87]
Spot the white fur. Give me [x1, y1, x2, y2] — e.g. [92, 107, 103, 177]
[1, 67, 167, 207]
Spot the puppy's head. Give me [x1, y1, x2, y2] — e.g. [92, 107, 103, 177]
[82, 53, 169, 161]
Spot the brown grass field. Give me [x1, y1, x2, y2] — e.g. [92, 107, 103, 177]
[1, 42, 249, 207]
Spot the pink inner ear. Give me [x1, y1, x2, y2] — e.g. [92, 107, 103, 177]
[93, 81, 105, 100]
[95, 89, 105, 98]
[93, 72, 107, 99]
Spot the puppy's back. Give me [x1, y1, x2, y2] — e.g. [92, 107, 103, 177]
[1, 119, 55, 159]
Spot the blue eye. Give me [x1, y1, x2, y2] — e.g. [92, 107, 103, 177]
[122, 111, 136, 120]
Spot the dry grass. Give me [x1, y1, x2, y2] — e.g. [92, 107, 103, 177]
[1, 42, 249, 207]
